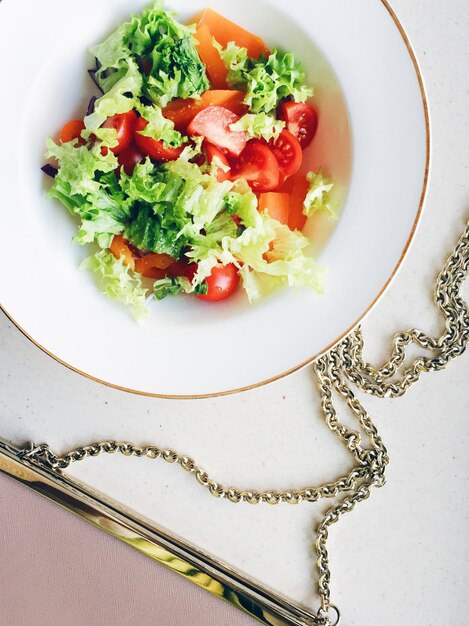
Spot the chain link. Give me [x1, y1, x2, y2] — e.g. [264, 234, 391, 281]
[21, 221, 469, 626]
[341, 225, 469, 398]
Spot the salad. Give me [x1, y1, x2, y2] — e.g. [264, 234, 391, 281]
[43, 1, 335, 318]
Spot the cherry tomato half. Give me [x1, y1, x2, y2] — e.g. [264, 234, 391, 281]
[60, 119, 85, 144]
[102, 110, 137, 155]
[187, 106, 247, 156]
[270, 130, 302, 179]
[205, 142, 231, 182]
[117, 143, 146, 175]
[277, 102, 318, 150]
[230, 139, 280, 193]
[197, 263, 240, 302]
[134, 117, 185, 161]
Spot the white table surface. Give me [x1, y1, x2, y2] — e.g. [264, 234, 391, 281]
[1, 1, 468, 625]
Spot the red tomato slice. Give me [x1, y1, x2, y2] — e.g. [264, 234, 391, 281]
[60, 119, 85, 144]
[197, 264, 240, 302]
[270, 130, 302, 179]
[134, 117, 184, 162]
[278, 102, 318, 149]
[187, 106, 246, 156]
[205, 143, 231, 182]
[230, 140, 280, 193]
[102, 110, 137, 155]
[162, 91, 247, 133]
[117, 143, 145, 175]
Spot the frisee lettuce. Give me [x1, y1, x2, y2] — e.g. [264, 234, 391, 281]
[122, 160, 190, 257]
[153, 276, 192, 300]
[178, 136, 204, 162]
[46, 140, 133, 248]
[303, 171, 336, 219]
[121, 157, 247, 259]
[217, 42, 313, 114]
[125, 204, 189, 258]
[188, 212, 238, 266]
[230, 113, 285, 142]
[81, 250, 148, 319]
[136, 103, 186, 148]
[46, 139, 118, 197]
[235, 219, 324, 303]
[118, 157, 166, 203]
[187, 203, 323, 301]
[73, 185, 131, 248]
[84, 60, 143, 135]
[90, 0, 209, 107]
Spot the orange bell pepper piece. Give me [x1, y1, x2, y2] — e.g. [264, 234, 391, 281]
[258, 193, 290, 226]
[135, 254, 175, 279]
[194, 8, 269, 59]
[285, 175, 310, 232]
[109, 235, 135, 270]
[195, 24, 228, 89]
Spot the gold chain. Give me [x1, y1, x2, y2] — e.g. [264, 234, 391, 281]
[22, 221, 469, 626]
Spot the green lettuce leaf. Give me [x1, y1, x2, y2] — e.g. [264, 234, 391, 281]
[136, 103, 186, 148]
[188, 212, 238, 265]
[303, 171, 336, 219]
[125, 204, 189, 258]
[118, 157, 167, 204]
[84, 59, 143, 135]
[185, 180, 259, 285]
[91, 0, 209, 106]
[189, 177, 233, 230]
[162, 158, 236, 236]
[73, 182, 133, 247]
[81, 250, 148, 319]
[225, 179, 262, 227]
[145, 36, 210, 106]
[237, 267, 282, 302]
[230, 216, 324, 303]
[164, 157, 209, 185]
[153, 276, 192, 300]
[47, 177, 88, 215]
[46, 142, 132, 247]
[46, 139, 118, 197]
[120, 156, 256, 285]
[217, 42, 313, 114]
[121, 158, 217, 257]
[178, 135, 204, 162]
[230, 113, 285, 141]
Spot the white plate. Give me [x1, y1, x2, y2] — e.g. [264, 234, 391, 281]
[0, 0, 429, 398]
